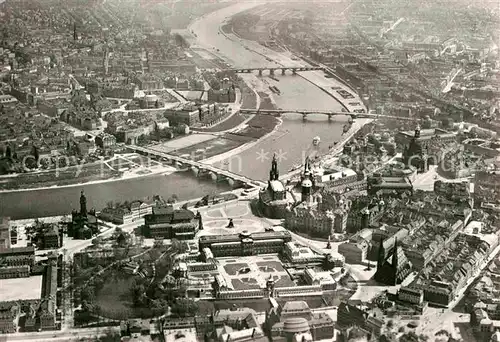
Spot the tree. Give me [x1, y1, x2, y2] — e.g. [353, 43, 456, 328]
[151, 298, 169, 317]
[170, 298, 198, 318]
[116, 232, 127, 247]
[5, 145, 12, 159]
[399, 332, 419, 342]
[24, 156, 37, 170]
[131, 279, 146, 307]
[137, 134, 148, 146]
[31, 145, 39, 162]
[171, 238, 188, 254]
[80, 286, 96, 303]
[209, 78, 221, 90]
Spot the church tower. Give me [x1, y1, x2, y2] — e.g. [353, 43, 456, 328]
[80, 190, 87, 217]
[392, 238, 399, 270]
[377, 238, 385, 269]
[301, 157, 313, 203]
[414, 124, 421, 139]
[269, 153, 279, 181]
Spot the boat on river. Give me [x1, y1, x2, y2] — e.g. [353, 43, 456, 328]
[269, 85, 281, 95]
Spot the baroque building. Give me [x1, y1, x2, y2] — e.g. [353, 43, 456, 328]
[259, 154, 288, 219]
[68, 191, 98, 239]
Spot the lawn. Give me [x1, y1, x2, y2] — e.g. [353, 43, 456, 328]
[223, 203, 248, 217]
[256, 261, 285, 272]
[258, 266, 277, 273]
[274, 276, 295, 288]
[223, 263, 249, 276]
[231, 278, 260, 290]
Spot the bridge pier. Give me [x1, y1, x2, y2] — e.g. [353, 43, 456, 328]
[258, 69, 263, 76]
[209, 172, 218, 181]
[175, 162, 183, 170]
[292, 69, 296, 75]
[281, 68, 286, 75]
[191, 166, 199, 176]
[328, 114, 333, 121]
[270, 69, 275, 76]
[302, 114, 307, 121]
[227, 178, 235, 187]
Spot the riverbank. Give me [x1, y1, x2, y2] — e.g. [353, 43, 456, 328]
[0, 162, 176, 194]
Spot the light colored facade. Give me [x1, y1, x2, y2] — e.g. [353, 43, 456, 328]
[0, 217, 11, 249]
[284, 206, 335, 238]
[338, 229, 372, 264]
[283, 242, 324, 265]
[99, 201, 153, 224]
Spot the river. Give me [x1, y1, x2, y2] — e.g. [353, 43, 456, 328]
[0, 2, 349, 219]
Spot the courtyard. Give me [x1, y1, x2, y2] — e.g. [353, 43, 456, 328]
[0, 276, 43, 302]
[217, 255, 295, 291]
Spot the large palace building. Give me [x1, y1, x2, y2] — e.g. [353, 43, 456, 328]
[199, 230, 292, 257]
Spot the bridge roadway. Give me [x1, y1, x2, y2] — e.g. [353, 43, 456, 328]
[227, 66, 324, 75]
[128, 145, 266, 188]
[238, 108, 418, 121]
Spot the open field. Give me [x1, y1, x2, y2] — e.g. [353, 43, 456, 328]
[0, 276, 43, 302]
[147, 134, 217, 154]
[194, 113, 249, 133]
[172, 137, 244, 161]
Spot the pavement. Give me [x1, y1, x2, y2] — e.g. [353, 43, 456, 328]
[4, 327, 119, 341]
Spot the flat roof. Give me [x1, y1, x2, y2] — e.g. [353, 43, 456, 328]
[0, 275, 43, 301]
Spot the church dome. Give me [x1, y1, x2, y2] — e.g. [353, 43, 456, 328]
[301, 179, 313, 188]
[283, 317, 309, 334]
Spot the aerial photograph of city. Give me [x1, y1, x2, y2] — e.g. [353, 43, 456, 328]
[0, 0, 499, 341]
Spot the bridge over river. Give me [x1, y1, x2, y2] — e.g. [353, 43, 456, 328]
[128, 145, 266, 189]
[226, 66, 325, 76]
[238, 108, 419, 121]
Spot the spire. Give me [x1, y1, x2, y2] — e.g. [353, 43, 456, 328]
[377, 238, 385, 269]
[392, 238, 398, 270]
[304, 156, 311, 175]
[73, 22, 77, 41]
[269, 153, 279, 181]
[80, 190, 87, 216]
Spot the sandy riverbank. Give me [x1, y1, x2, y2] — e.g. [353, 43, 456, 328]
[0, 163, 177, 194]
